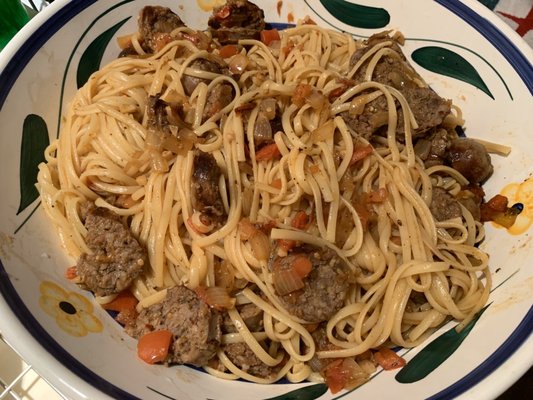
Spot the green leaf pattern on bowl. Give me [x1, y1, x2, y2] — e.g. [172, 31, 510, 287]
[265, 383, 328, 400]
[76, 17, 130, 89]
[17, 114, 49, 215]
[395, 304, 491, 383]
[318, 0, 390, 29]
[412, 46, 494, 99]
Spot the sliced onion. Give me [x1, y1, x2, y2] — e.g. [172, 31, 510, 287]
[196, 286, 235, 311]
[238, 218, 258, 241]
[253, 113, 273, 144]
[311, 120, 335, 143]
[242, 187, 253, 217]
[388, 70, 408, 89]
[414, 138, 431, 159]
[272, 267, 305, 296]
[215, 261, 235, 291]
[228, 54, 249, 75]
[146, 129, 162, 150]
[116, 34, 133, 49]
[308, 90, 326, 109]
[249, 230, 270, 261]
[259, 98, 277, 120]
[149, 149, 168, 172]
[162, 128, 197, 156]
[115, 194, 137, 209]
[341, 358, 370, 390]
[161, 135, 182, 154]
[358, 359, 377, 375]
[349, 94, 371, 116]
[369, 111, 389, 130]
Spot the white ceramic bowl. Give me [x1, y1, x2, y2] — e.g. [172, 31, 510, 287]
[0, 1, 532, 399]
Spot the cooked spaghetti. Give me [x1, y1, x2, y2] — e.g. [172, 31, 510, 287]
[37, 1, 499, 390]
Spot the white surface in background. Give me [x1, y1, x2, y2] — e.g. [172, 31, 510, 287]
[0, 337, 62, 400]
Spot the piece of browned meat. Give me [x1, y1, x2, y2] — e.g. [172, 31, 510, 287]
[429, 187, 462, 222]
[203, 83, 234, 120]
[77, 206, 146, 296]
[146, 95, 170, 133]
[308, 323, 338, 372]
[272, 248, 353, 323]
[138, 6, 186, 52]
[126, 286, 222, 366]
[222, 303, 263, 333]
[456, 185, 485, 221]
[182, 58, 225, 97]
[414, 128, 458, 167]
[342, 33, 451, 140]
[224, 342, 280, 378]
[191, 150, 226, 222]
[446, 138, 493, 184]
[208, 0, 265, 45]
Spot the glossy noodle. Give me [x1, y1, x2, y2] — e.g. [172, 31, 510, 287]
[37, 3, 493, 388]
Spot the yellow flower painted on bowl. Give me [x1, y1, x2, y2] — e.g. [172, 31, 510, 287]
[39, 281, 103, 337]
[497, 178, 533, 235]
[197, 0, 226, 12]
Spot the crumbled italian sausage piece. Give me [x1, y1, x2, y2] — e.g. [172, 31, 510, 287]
[77, 206, 146, 296]
[222, 303, 263, 333]
[208, 0, 265, 45]
[191, 150, 226, 222]
[429, 187, 462, 222]
[126, 286, 222, 366]
[203, 82, 234, 120]
[342, 32, 451, 139]
[138, 6, 186, 52]
[224, 342, 280, 378]
[446, 138, 493, 184]
[182, 58, 224, 97]
[272, 248, 353, 323]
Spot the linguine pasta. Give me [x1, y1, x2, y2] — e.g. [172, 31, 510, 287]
[37, 16, 491, 386]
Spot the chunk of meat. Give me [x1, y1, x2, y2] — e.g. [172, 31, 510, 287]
[126, 286, 222, 366]
[456, 185, 485, 221]
[138, 6, 186, 53]
[118, 45, 138, 58]
[429, 187, 462, 222]
[146, 95, 170, 133]
[272, 248, 352, 323]
[203, 82, 234, 120]
[253, 98, 283, 147]
[414, 128, 458, 167]
[340, 95, 388, 140]
[308, 323, 338, 372]
[224, 342, 280, 378]
[341, 88, 450, 140]
[349, 32, 407, 73]
[343, 32, 451, 139]
[253, 112, 273, 147]
[401, 86, 452, 136]
[208, 0, 265, 45]
[182, 58, 224, 97]
[77, 206, 146, 296]
[446, 138, 493, 184]
[191, 150, 226, 221]
[222, 303, 263, 333]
